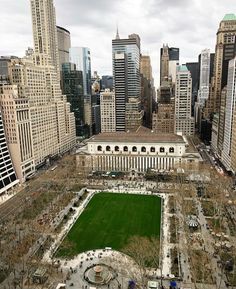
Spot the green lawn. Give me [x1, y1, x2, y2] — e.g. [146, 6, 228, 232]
[56, 192, 162, 257]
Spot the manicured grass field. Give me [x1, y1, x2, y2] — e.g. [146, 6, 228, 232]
[56, 192, 162, 257]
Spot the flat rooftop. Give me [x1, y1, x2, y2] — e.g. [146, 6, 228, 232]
[88, 131, 185, 144]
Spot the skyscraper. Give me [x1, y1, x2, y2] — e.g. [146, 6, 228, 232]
[100, 89, 116, 133]
[140, 55, 154, 128]
[175, 65, 194, 135]
[61, 63, 85, 137]
[57, 26, 71, 70]
[30, 0, 60, 79]
[160, 45, 169, 85]
[209, 14, 236, 114]
[0, 0, 76, 181]
[222, 57, 236, 171]
[160, 45, 179, 85]
[69, 47, 91, 96]
[198, 49, 211, 106]
[112, 33, 143, 131]
[208, 14, 236, 156]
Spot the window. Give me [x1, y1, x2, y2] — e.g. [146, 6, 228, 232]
[150, 147, 155, 153]
[123, 146, 128, 152]
[141, 146, 146, 152]
[115, 146, 119, 152]
[160, 147, 165, 153]
[97, 145, 102, 151]
[132, 146, 137, 152]
[169, 147, 174, 153]
[106, 146, 111, 151]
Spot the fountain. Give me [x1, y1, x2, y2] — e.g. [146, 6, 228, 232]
[84, 263, 116, 285]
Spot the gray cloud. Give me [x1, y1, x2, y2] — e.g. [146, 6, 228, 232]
[0, 0, 234, 86]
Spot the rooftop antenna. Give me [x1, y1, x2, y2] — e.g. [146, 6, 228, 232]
[116, 22, 120, 40]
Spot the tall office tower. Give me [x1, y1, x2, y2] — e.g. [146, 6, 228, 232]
[112, 33, 143, 131]
[69, 47, 91, 96]
[140, 55, 154, 128]
[198, 49, 211, 106]
[100, 89, 116, 132]
[61, 63, 86, 137]
[168, 47, 179, 83]
[186, 62, 200, 115]
[222, 57, 236, 171]
[160, 45, 169, 85]
[208, 14, 236, 114]
[70, 47, 92, 134]
[0, 110, 19, 194]
[57, 26, 71, 70]
[175, 65, 195, 135]
[160, 45, 179, 85]
[0, 0, 76, 181]
[113, 52, 127, 131]
[141, 55, 152, 80]
[30, 0, 60, 80]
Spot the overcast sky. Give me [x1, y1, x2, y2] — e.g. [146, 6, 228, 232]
[0, 0, 234, 86]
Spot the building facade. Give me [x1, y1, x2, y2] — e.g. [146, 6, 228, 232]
[76, 130, 201, 173]
[207, 14, 236, 115]
[152, 101, 175, 134]
[160, 45, 179, 85]
[112, 33, 143, 131]
[140, 55, 154, 128]
[222, 57, 236, 171]
[0, 110, 19, 194]
[198, 49, 211, 106]
[0, 85, 35, 182]
[69, 47, 91, 96]
[57, 26, 71, 70]
[61, 63, 86, 137]
[100, 89, 116, 133]
[175, 65, 194, 135]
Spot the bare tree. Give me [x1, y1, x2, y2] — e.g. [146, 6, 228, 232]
[122, 236, 160, 288]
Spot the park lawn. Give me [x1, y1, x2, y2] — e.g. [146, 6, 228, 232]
[56, 192, 162, 258]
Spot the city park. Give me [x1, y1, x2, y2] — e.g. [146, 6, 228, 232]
[0, 154, 236, 289]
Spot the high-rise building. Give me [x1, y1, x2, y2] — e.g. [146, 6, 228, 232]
[175, 65, 194, 135]
[30, 0, 60, 80]
[100, 89, 116, 133]
[198, 49, 211, 106]
[57, 26, 71, 70]
[222, 57, 236, 171]
[0, 84, 35, 182]
[0, 0, 76, 181]
[0, 110, 19, 194]
[61, 63, 86, 137]
[69, 47, 91, 96]
[186, 61, 200, 115]
[112, 33, 143, 131]
[69, 47, 92, 134]
[160, 45, 179, 85]
[140, 55, 154, 128]
[160, 45, 169, 85]
[208, 14, 236, 114]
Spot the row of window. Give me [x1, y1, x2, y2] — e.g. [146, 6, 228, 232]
[97, 145, 175, 153]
